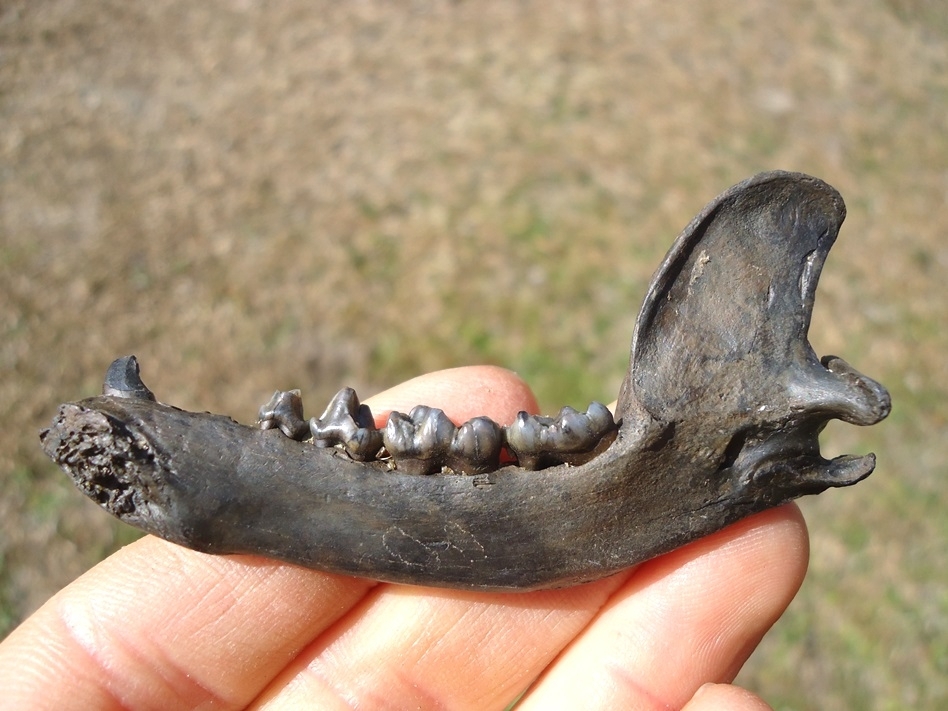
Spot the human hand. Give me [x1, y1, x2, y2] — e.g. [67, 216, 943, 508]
[0, 366, 806, 710]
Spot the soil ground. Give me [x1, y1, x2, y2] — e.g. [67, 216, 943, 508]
[2, 1, 947, 708]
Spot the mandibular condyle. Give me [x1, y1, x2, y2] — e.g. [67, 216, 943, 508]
[41, 171, 891, 592]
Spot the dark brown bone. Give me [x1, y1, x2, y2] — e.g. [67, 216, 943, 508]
[40, 172, 890, 591]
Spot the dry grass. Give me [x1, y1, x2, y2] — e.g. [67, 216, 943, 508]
[2, 1, 946, 707]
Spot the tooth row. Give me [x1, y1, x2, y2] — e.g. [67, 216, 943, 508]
[257, 387, 617, 474]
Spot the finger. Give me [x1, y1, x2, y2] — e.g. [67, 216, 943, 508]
[1, 366, 539, 710]
[0, 537, 374, 710]
[364, 364, 541, 425]
[517, 505, 808, 711]
[683, 683, 774, 711]
[252, 578, 630, 710]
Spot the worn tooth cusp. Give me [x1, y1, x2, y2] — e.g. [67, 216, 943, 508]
[505, 402, 618, 470]
[382, 405, 457, 475]
[257, 389, 310, 440]
[310, 387, 383, 461]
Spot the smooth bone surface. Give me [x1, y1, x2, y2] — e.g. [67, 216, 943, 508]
[40, 171, 890, 591]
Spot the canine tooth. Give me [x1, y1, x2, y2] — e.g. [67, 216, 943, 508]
[102, 355, 156, 401]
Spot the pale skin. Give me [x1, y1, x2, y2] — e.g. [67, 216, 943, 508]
[0, 366, 807, 710]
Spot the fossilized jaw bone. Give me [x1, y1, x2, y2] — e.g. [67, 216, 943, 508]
[41, 171, 891, 591]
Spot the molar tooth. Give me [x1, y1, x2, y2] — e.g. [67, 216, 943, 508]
[585, 401, 615, 432]
[505, 403, 618, 470]
[504, 412, 551, 470]
[309, 387, 358, 446]
[553, 403, 617, 449]
[559, 402, 619, 465]
[556, 406, 585, 441]
[504, 412, 531, 451]
[310, 387, 382, 461]
[257, 389, 310, 440]
[449, 417, 503, 474]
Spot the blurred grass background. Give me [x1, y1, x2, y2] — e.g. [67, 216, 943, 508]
[1, 1, 946, 708]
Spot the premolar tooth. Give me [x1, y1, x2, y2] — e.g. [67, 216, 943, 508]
[381, 411, 415, 454]
[450, 417, 503, 474]
[382, 406, 456, 475]
[310, 388, 382, 461]
[257, 389, 309, 440]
